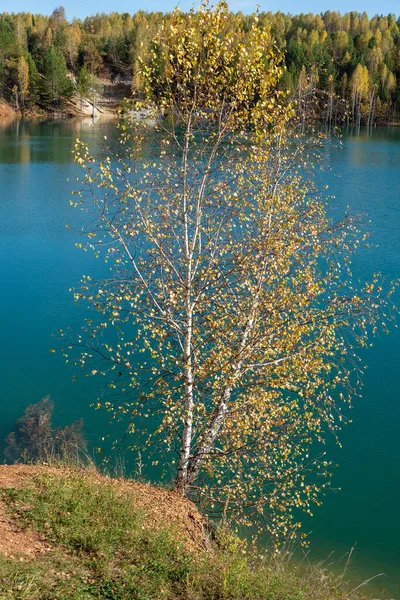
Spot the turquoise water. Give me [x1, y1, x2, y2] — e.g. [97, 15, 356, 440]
[304, 128, 400, 598]
[0, 119, 399, 596]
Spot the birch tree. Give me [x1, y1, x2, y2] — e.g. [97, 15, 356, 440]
[68, 2, 392, 541]
[350, 63, 369, 125]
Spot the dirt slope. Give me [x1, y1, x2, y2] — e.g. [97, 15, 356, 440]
[0, 464, 208, 559]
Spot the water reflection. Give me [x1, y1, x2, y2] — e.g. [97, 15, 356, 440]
[0, 117, 117, 164]
[0, 116, 164, 166]
[343, 124, 400, 142]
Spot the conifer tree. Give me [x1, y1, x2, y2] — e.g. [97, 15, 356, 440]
[27, 53, 40, 107]
[42, 45, 73, 107]
[77, 63, 90, 113]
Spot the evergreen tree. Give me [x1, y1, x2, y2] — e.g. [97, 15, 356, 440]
[27, 53, 41, 106]
[42, 45, 73, 107]
[0, 7, 399, 122]
[77, 63, 90, 112]
[0, 61, 6, 97]
[0, 16, 16, 57]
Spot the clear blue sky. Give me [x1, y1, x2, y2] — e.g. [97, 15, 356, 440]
[1, 0, 399, 20]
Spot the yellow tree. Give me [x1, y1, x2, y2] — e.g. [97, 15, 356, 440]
[69, 2, 392, 541]
[64, 24, 81, 69]
[350, 63, 369, 125]
[17, 56, 29, 107]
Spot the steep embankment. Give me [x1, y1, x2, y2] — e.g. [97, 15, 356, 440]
[0, 465, 206, 558]
[0, 465, 211, 600]
[0, 101, 20, 118]
[63, 79, 131, 117]
[0, 80, 130, 119]
[0, 465, 372, 600]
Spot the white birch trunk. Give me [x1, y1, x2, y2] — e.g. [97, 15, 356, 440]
[175, 115, 195, 492]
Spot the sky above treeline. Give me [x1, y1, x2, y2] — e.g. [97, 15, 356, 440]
[0, 0, 398, 19]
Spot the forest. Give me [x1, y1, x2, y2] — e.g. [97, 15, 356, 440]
[1, 6, 400, 123]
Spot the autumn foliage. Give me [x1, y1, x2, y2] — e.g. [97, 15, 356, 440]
[68, 2, 393, 543]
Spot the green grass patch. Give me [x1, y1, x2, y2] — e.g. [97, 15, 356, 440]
[0, 473, 370, 600]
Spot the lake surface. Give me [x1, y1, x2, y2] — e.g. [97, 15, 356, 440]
[0, 118, 399, 597]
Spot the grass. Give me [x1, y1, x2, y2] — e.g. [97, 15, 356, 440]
[0, 471, 371, 600]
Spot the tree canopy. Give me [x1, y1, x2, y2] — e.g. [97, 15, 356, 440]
[1, 5, 400, 121]
[67, 2, 394, 543]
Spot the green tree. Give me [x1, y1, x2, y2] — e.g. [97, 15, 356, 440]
[27, 53, 41, 106]
[77, 62, 90, 112]
[1, 7, 400, 122]
[80, 34, 103, 75]
[0, 61, 6, 96]
[42, 45, 73, 106]
[0, 16, 16, 58]
[77, 64, 101, 115]
[69, 3, 392, 541]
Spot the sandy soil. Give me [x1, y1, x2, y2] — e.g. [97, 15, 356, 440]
[0, 101, 19, 118]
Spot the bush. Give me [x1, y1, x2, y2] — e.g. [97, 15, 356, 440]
[4, 398, 87, 464]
